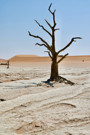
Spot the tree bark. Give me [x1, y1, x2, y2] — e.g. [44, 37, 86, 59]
[50, 61, 58, 80]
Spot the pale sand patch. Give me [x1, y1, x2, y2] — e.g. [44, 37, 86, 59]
[0, 57, 90, 135]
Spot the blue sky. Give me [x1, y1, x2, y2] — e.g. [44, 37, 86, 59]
[0, 0, 90, 59]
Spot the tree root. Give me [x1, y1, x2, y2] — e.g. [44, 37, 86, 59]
[47, 76, 75, 86]
[0, 99, 6, 102]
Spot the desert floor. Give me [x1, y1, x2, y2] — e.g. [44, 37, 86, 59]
[0, 57, 90, 135]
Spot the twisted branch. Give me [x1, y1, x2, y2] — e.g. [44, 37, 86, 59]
[57, 37, 82, 54]
[35, 20, 52, 37]
[58, 53, 69, 63]
[48, 3, 56, 28]
[55, 28, 60, 31]
[35, 43, 47, 48]
[48, 3, 53, 14]
[28, 31, 52, 51]
[44, 19, 52, 29]
[45, 51, 53, 60]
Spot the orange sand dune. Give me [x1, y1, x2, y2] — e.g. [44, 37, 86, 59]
[0, 58, 7, 63]
[15, 55, 40, 57]
[9, 55, 90, 62]
[9, 55, 51, 62]
[64, 55, 90, 62]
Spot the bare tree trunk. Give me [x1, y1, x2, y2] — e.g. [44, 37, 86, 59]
[50, 61, 58, 80]
[7, 61, 9, 69]
[50, 53, 59, 80]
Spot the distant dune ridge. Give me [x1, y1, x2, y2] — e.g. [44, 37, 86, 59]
[9, 55, 51, 62]
[9, 55, 90, 62]
[0, 55, 90, 63]
[0, 58, 7, 63]
[14, 55, 40, 57]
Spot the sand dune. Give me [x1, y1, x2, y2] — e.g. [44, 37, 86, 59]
[9, 55, 90, 63]
[0, 58, 7, 63]
[9, 55, 50, 62]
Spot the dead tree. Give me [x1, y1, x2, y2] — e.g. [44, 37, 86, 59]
[7, 61, 9, 69]
[28, 3, 82, 85]
[0, 60, 9, 69]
